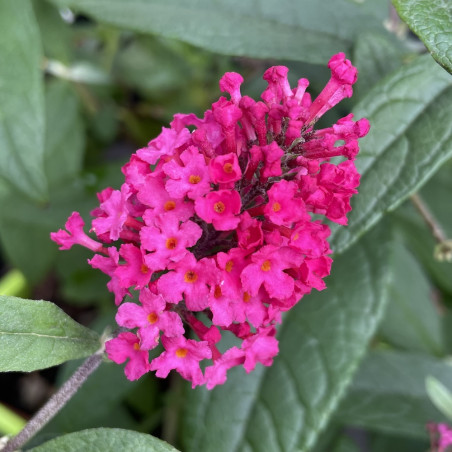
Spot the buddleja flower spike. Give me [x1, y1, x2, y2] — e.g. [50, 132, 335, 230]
[52, 53, 369, 389]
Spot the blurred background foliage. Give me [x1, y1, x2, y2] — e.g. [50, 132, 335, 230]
[0, 0, 451, 451]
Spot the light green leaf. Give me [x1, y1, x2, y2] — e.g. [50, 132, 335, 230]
[29, 428, 179, 452]
[330, 54, 452, 254]
[392, 0, 452, 74]
[0, 0, 47, 201]
[378, 242, 444, 355]
[426, 375, 452, 422]
[182, 223, 393, 452]
[0, 295, 99, 372]
[50, 0, 388, 64]
[336, 350, 452, 437]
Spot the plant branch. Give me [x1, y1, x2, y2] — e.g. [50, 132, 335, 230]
[410, 193, 447, 243]
[1, 353, 103, 452]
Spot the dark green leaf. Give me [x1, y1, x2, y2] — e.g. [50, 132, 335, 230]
[29, 428, 179, 452]
[353, 32, 408, 102]
[44, 80, 85, 188]
[392, 160, 452, 297]
[0, 81, 86, 284]
[0, 295, 99, 372]
[392, 0, 452, 74]
[330, 54, 452, 254]
[182, 223, 393, 452]
[50, 0, 388, 64]
[378, 242, 444, 355]
[336, 350, 452, 437]
[0, 0, 47, 201]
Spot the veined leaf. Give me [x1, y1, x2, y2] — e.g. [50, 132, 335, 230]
[29, 428, 179, 452]
[49, 0, 388, 64]
[392, 0, 452, 74]
[0, 0, 47, 201]
[0, 295, 99, 372]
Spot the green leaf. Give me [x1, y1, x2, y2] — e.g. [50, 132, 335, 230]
[353, 32, 408, 102]
[0, 0, 47, 201]
[50, 0, 388, 64]
[393, 160, 452, 297]
[392, 0, 452, 74]
[29, 428, 179, 452]
[0, 81, 86, 284]
[336, 350, 452, 437]
[330, 54, 452, 254]
[181, 223, 393, 452]
[0, 295, 99, 372]
[44, 80, 85, 188]
[378, 242, 444, 355]
[426, 376, 452, 422]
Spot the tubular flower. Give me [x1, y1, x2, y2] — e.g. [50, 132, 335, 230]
[51, 53, 369, 388]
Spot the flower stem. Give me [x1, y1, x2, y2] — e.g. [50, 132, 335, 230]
[1, 353, 103, 452]
[410, 193, 447, 243]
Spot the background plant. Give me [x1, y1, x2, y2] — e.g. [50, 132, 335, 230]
[0, 0, 451, 451]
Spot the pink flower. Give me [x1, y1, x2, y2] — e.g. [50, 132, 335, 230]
[264, 180, 309, 226]
[204, 347, 245, 389]
[141, 214, 202, 268]
[150, 335, 212, 388]
[242, 326, 279, 373]
[157, 253, 218, 310]
[208, 153, 242, 186]
[236, 212, 264, 250]
[105, 332, 149, 381]
[89, 247, 130, 305]
[51, 212, 104, 252]
[163, 146, 211, 200]
[137, 126, 190, 165]
[115, 244, 152, 290]
[195, 189, 241, 231]
[136, 173, 195, 221]
[428, 423, 452, 452]
[241, 245, 303, 299]
[116, 288, 184, 350]
[91, 184, 132, 241]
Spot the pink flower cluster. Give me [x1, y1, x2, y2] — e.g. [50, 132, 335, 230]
[429, 423, 452, 452]
[51, 53, 369, 389]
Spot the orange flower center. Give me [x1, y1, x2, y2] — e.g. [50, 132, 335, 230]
[223, 162, 233, 173]
[214, 201, 225, 213]
[165, 237, 177, 249]
[176, 348, 188, 358]
[164, 200, 176, 211]
[184, 270, 198, 283]
[189, 175, 201, 184]
[214, 285, 222, 298]
[133, 342, 140, 351]
[147, 312, 158, 324]
[243, 291, 251, 303]
[272, 202, 281, 212]
[140, 264, 150, 274]
[225, 260, 234, 272]
[261, 260, 271, 271]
